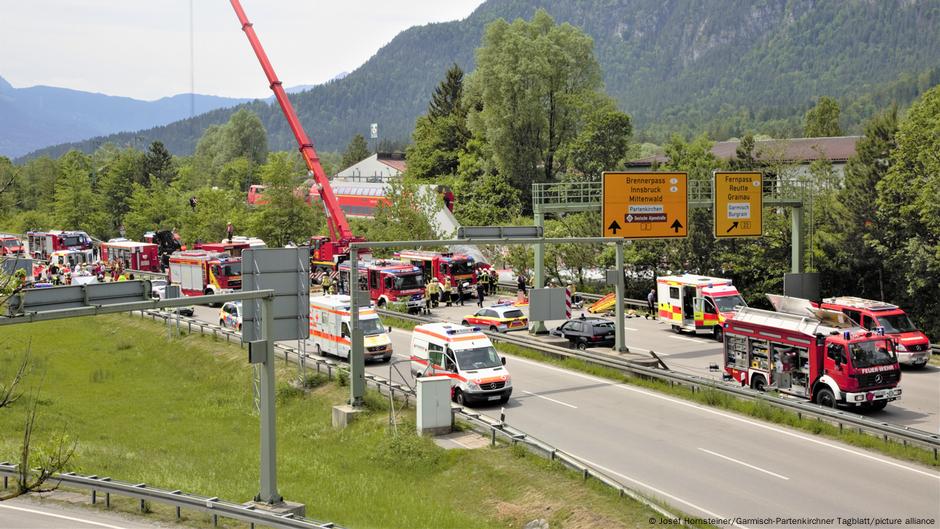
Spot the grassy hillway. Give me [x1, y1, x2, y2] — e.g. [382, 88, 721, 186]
[0, 314, 685, 529]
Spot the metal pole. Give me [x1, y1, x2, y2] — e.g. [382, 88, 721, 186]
[349, 248, 365, 407]
[615, 241, 627, 353]
[256, 296, 281, 504]
[791, 205, 803, 273]
[531, 211, 548, 334]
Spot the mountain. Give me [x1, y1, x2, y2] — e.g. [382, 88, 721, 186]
[0, 76, 252, 158]
[19, 0, 940, 160]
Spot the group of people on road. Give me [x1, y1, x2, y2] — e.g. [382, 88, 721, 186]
[29, 259, 135, 287]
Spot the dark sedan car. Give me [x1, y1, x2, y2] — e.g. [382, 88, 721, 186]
[550, 316, 615, 350]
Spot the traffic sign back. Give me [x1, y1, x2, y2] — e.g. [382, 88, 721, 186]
[713, 171, 762, 238]
[602, 172, 688, 239]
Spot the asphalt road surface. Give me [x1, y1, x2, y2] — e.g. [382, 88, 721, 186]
[0, 496, 170, 529]
[187, 303, 940, 527]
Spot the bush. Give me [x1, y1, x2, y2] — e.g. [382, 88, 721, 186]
[276, 382, 303, 403]
[299, 372, 328, 389]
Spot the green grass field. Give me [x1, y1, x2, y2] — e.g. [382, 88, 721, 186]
[0, 314, 675, 529]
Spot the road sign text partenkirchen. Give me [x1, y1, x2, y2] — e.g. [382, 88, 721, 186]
[601, 171, 688, 239]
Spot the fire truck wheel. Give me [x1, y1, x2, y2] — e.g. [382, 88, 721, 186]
[713, 326, 723, 342]
[750, 375, 766, 392]
[815, 387, 836, 408]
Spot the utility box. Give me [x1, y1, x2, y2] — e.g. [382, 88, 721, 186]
[416, 376, 453, 436]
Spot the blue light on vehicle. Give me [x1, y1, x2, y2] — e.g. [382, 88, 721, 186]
[843, 330, 851, 340]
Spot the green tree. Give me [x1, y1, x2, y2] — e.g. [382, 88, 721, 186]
[192, 109, 268, 185]
[15, 157, 60, 211]
[53, 151, 96, 231]
[468, 9, 604, 206]
[814, 106, 898, 298]
[341, 134, 371, 170]
[407, 65, 470, 180]
[94, 148, 145, 238]
[729, 134, 758, 170]
[248, 152, 323, 246]
[142, 141, 177, 184]
[804, 96, 843, 137]
[365, 178, 440, 251]
[873, 87, 940, 336]
[452, 172, 521, 227]
[123, 178, 184, 240]
[178, 187, 248, 246]
[0, 157, 15, 220]
[565, 109, 633, 180]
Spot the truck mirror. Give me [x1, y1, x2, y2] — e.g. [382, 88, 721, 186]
[387, 326, 392, 333]
[501, 357, 507, 366]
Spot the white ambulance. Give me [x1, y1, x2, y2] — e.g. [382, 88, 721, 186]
[308, 295, 393, 362]
[656, 274, 747, 341]
[410, 322, 512, 406]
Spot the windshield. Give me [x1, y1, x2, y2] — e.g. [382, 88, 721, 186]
[450, 260, 474, 275]
[358, 318, 385, 335]
[454, 346, 502, 370]
[394, 273, 424, 291]
[502, 309, 525, 319]
[849, 339, 897, 368]
[60, 235, 84, 247]
[712, 294, 746, 313]
[222, 263, 241, 276]
[2, 240, 20, 248]
[152, 280, 167, 288]
[876, 313, 918, 334]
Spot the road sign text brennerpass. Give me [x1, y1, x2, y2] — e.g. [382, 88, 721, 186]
[602, 171, 688, 239]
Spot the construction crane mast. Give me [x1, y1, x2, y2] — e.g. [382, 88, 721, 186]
[229, 0, 364, 263]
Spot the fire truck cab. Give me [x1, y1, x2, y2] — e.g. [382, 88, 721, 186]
[0, 235, 25, 256]
[657, 274, 747, 341]
[101, 240, 160, 272]
[818, 297, 931, 368]
[724, 295, 902, 410]
[397, 250, 476, 291]
[26, 230, 93, 261]
[338, 260, 425, 313]
[168, 250, 242, 297]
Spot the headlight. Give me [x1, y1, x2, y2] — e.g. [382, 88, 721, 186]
[504, 377, 512, 388]
[895, 343, 907, 352]
[466, 381, 480, 391]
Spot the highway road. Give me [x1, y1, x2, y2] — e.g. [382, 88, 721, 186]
[0, 496, 169, 529]
[189, 303, 940, 528]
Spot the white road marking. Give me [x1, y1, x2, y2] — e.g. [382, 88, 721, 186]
[623, 326, 638, 331]
[568, 453, 750, 529]
[521, 390, 578, 409]
[0, 503, 132, 529]
[698, 448, 790, 480]
[669, 335, 710, 344]
[507, 354, 940, 480]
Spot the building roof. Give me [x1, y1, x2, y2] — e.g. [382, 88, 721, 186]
[628, 136, 861, 167]
[378, 152, 407, 173]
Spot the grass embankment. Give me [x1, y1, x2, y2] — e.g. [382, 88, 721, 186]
[383, 311, 938, 467]
[0, 315, 681, 529]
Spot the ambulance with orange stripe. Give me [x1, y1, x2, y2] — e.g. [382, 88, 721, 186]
[309, 295, 392, 362]
[410, 322, 512, 406]
[656, 274, 747, 342]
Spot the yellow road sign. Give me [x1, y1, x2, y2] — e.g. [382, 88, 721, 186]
[601, 172, 688, 239]
[713, 171, 762, 238]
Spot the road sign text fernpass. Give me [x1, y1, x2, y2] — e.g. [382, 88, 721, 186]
[713, 171, 763, 238]
[601, 172, 688, 239]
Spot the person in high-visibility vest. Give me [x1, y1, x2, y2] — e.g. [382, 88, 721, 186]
[321, 273, 331, 293]
[442, 277, 453, 307]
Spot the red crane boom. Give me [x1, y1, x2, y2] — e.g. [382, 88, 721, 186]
[230, 0, 359, 251]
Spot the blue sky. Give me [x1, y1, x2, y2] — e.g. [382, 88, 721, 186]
[0, 0, 484, 100]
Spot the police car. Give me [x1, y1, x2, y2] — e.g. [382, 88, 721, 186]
[461, 303, 528, 333]
[219, 301, 242, 331]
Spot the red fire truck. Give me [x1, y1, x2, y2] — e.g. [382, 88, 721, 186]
[338, 260, 425, 313]
[397, 250, 477, 290]
[724, 295, 902, 410]
[168, 250, 242, 297]
[100, 240, 160, 272]
[817, 297, 931, 368]
[0, 234, 25, 256]
[26, 230, 93, 261]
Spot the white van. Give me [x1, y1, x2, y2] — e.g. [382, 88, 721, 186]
[309, 295, 392, 362]
[410, 322, 512, 406]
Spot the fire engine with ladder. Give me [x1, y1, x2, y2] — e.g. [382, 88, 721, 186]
[723, 294, 902, 410]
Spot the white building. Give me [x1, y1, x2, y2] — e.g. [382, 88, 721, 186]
[334, 153, 406, 181]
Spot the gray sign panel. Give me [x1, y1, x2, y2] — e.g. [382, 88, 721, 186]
[457, 226, 543, 239]
[7, 280, 153, 316]
[528, 287, 568, 321]
[241, 247, 310, 342]
[1, 256, 33, 278]
[783, 272, 820, 301]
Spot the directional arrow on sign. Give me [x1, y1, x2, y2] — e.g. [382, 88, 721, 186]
[670, 219, 683, 233]
[608, 220, 621, 234]
[726, 221, 739, 233]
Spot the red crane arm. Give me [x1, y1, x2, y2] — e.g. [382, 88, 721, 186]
[230, 0, 353, 242]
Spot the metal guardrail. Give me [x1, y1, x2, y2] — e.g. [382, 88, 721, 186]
[375, 308, 940, 454]
[0, 464, 340, 529]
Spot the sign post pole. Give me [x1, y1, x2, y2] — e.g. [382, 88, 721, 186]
[257, 296, 281, 504]
[614, 241, 627, 353]
[349, 247, 365, 407]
